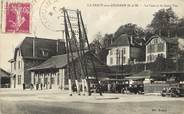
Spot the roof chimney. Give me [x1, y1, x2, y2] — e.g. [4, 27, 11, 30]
[56, 39, 59, 53]
[33, 30, 37, 57]
[33, 37, 36, 57]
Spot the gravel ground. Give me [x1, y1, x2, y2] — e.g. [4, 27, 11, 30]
[0, 89, 184, 114]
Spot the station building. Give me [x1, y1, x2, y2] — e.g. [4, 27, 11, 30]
[29, 51, 111, 90]
[9, 37, 65, 89]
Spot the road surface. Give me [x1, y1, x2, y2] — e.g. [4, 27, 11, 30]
[0, 89, 184, 114]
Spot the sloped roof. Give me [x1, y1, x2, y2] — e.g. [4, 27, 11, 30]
[132, 70, 152, 76]
[13, 37, 65, 60]
[29, 52, 78, 70]
[110, 34, 130, 47]
[108, 34, 145, 49]
[146, 35, 179, 45]
[29, 51, 112, 75]
[0, 68, 10, 77]
[123, 70, 153, 80]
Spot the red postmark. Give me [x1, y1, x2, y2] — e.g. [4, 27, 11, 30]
[5, 2, 30, 33]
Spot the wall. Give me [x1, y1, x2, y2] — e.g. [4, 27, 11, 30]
[146, 38, 167, 62]
[130, 47, 145, 62]
[107, 46, 130, 66]
[24, 59, 45, 85]
[144, 83, 170, 93]
[30, 68, 67, 90]
[10, 50, 46, 89]
[11, 49, 24, 89]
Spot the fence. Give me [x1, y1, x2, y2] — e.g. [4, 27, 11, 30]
[144, 83, 170, 93]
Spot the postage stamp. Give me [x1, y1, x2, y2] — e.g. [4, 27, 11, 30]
[5, 2, 31, 33]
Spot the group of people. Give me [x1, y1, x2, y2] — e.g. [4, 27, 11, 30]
[92, 82, 128, 93]
[23, 83, 51, 90]
[92, 81, 144, 94]
[71, 82, 103, 96]
[22, 81, 144, 95]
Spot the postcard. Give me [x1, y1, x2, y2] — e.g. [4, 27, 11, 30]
[0, 0, 184, 114]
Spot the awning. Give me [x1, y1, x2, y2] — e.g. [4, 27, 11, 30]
[125, 76, 145, 80]
[101, 78, 129, 81]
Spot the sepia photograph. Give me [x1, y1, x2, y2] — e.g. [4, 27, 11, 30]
[0, 0, 184, 114]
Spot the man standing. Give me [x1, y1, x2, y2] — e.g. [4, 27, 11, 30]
[23, 83, 25, 90]
[40, 83, 43, 90]
[36, 83, 39, 90]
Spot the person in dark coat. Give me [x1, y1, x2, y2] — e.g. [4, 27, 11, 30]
[36, 83, 39, 90]
[98, 82, 103, 96]
[30, 83, 34, 90]
[23, 83, 25, 90]
[40, 83, 43, 90]
[72, 83, 77, 92]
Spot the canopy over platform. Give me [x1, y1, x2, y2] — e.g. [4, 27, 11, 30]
[160, 71, 184, 81]
[125, 76, 145, 81]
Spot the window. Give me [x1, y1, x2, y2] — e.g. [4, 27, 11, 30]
[116, 57, 120, 65]
[154, 39, 158, 44]
[153, 45, 157, 52]
[116, 49, 120, 55]
[147, 55, 155, 62]
[122, 48, 126, 55]
[147, 44, 155, 53]
[150, 55, 156, 62]
[57, 74, 59, 85]
[110, 58, 113, 64]
[110, 50, 113, 55]
[116, 49, 120, 65]
[147, 56, 150, 62]
[122, 56, 126, 64]
[18, 61, 21, 69]
[157, 43, 164, 52]
[147, 45, 151, 53]
[14, 62, 16, 70]
[21, 61, 23, 68]
[18, 75, 21, 85]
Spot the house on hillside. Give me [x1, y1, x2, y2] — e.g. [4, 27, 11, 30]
[0, 68, 10, 88]
[9, 37, 66, 89]
[28, 52, 111, 90]
[106, 34, 145, 66]
[145, 35, 184, 63]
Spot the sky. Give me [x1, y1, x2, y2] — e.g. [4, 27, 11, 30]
[0, 0, 184, 71]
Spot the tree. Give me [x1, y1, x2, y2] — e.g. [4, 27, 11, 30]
[144, 25, 155, 41]
[101, 34, 113, 48]
[90, 32, 115, 64]
[177, 18, 184, 37]
[114, 23, 145, 39]
[149, 7, 178, 37]
[90, 32, 114, 51]
[90, 32, 103, 53]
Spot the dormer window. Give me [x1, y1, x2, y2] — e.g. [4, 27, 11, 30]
[41, 49, 49, 57]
